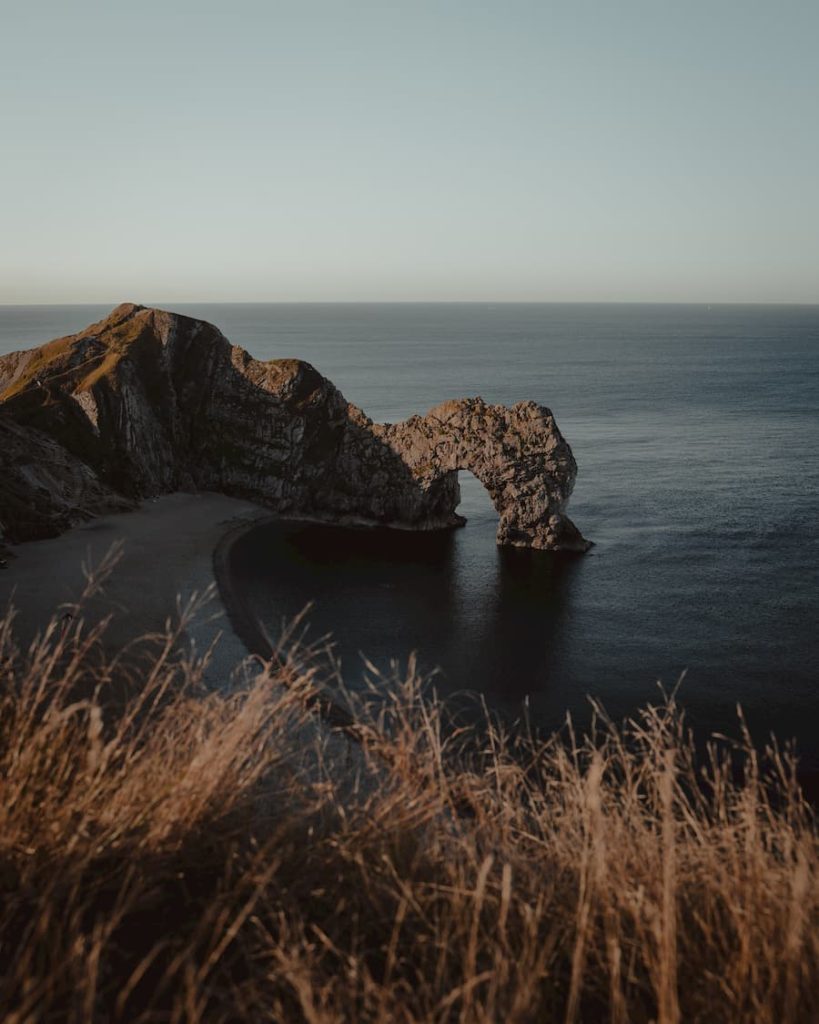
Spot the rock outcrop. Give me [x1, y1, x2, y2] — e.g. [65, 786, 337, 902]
[379, 399, 587, 550]
[0, 304, 589, 552]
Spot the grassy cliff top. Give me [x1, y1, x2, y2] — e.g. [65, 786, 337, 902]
[0, 303, 153, 401]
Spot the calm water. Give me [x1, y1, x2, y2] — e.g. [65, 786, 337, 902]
[3, 303, 819, 773]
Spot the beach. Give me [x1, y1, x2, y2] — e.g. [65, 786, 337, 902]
[0, 492, 269, 686]
[0, 491, 368, 791]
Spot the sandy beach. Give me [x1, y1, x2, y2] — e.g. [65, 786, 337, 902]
[0, 492, 270, 686]
[0, 491, 367, 783]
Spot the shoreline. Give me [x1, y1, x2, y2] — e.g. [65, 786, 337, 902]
[212, 515, 367, 735]
[212, 513, 276, 661]
[213, 514, 819, 806]
[5, 491, 817, 802]
[0, 492, 270, 685]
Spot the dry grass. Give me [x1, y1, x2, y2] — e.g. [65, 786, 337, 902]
[0, 569, 816, 1022]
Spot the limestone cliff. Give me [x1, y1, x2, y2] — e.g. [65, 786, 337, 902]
[0, 304, 590, 552]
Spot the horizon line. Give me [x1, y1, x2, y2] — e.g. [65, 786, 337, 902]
[2, 299, 819, 309]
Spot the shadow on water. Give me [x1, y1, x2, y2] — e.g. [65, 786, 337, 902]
[226, 516, 819, 805]
[474, 546, 580, 709]
[227, 514, 583, 731]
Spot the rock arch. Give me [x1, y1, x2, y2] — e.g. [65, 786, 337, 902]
[0, 304, 590, 554]
[375, 398, 590, 552]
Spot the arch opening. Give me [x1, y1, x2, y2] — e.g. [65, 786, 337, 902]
[455, 469, 500, 527]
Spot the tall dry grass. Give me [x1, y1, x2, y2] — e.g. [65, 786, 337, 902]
[0, 566, 816, 1022]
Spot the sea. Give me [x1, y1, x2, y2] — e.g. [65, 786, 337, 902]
[2, 303, 818, 780]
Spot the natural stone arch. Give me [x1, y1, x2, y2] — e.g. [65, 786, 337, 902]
[0, 304, 590, 554]
[375, 398, 590, 552]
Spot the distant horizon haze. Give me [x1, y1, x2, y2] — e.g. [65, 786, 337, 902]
[3, 299, 819, 309]
[2, 1, 818, 305]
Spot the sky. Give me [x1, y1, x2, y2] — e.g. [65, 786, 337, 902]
[1, 1, 818, 304]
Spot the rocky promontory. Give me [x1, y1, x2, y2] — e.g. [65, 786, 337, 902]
[0, 304, 589, 552]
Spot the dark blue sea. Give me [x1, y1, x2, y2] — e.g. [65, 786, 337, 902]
[3, 303, 818, 776]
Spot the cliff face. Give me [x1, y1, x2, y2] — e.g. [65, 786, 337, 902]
[0, 411, 130, 543]
[0, 304, 589, 552]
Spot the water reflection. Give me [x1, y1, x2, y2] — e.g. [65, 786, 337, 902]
[474, 547, 579, 710]
[228, 518, 581, 727]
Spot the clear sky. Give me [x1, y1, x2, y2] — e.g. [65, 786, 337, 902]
[2, 1, 817, 304]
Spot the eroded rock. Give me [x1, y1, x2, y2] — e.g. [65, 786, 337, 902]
[0, 304, 589, 551]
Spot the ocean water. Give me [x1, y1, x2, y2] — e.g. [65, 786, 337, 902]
[2, 303, 819, 777]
